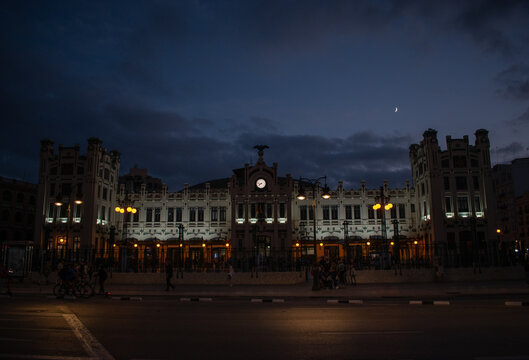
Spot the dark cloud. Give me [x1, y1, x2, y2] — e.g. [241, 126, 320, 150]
[496, 63, 529, 100]
[491, 142, 528, 164]
[507, 107, 529, 126]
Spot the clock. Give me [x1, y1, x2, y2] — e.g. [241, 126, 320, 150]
[256, 178, 267, 189]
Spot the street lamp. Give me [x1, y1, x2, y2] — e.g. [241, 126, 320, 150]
[296, 176, 331, 291]
[54, 192, 83, 250]
[372, 186, 393, 269]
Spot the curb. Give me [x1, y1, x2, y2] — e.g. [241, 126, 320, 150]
[180, 297, 213, 302]
[327, 299, 364, 304]
[410, 300, 450, 305]
[250, 298, 285, 303]
[111, 296, 143, 301]
[505, 301, 529, 306]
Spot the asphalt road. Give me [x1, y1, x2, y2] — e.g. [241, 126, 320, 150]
[1, 296, 528, 360]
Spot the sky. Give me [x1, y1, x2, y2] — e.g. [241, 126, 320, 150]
[2, 0, 529, 191]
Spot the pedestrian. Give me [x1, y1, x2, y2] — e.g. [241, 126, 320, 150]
[350, 265, 357, 286]
[165, 260, 174, 291]
[98, 265, 107, 294]
[0, 263, 12, 296]
[227, 263, 234, 287]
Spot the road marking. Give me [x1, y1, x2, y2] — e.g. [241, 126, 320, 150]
[321, 330, 424, 335]
[59, 306, 114, 360]
[474, 356, 529, 360]
[505, 301, 529, 306]
[0, 337, 33, 342]
[0, 355, 98, 359]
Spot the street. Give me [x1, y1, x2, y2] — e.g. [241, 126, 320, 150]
[0, 296, 528, 360]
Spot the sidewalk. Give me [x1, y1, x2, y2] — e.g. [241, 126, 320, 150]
[5, 278, 529, 300]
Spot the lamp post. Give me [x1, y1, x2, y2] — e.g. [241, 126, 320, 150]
[372, 186, 393, 269]
[343, 220, 350, 264]
[115, 194, 137, 272]
[296, 176, 331, 291]
[54, 192, 83, 253]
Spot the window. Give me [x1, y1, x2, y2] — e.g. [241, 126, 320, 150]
[250, 203, 256, 218]
[354, 205, 361, 219]
[473, 176, 479, 190]
[368, 206, 374, 219]
[456, 176, 467, 190]
[421, 183, 425, 196]
[445, 197, 453, 213]
[152, 208, 159, 222]
[197, 207, 204, 222]
[189, 208, 196, 222]
[133, 210, 139, 222]
[61, 163, 73, 175]
[300, 206, 307, 220]
[104, 168, 110, 180]
[474, 196, 482, 212]
[457, 196, 469, 213]
[102, 188, 107, 200]
[398, 204, 406, 219]
[453, 156, 467, 168]
[146, 208, 153, 222]
[441, 159, 450, 168]
[77, 167, 84, 175]
[219, 207, 226, 222]
[322, 205, 330, 220]
[345, 205, 352, 220]
[176, 208, 182, 222]
[471, 158, 479, 167]
[411, 204, 415, 213]
[101, 206, 106, 220]
[266, 204, 272, 218]
[211, 207, 218, 222]
[390, 207, 397, 219]
[237, 204, 244, 218]
[279, 203, 286, 218]
[444, 177, 450, 190]
[331, 205, 338, 220]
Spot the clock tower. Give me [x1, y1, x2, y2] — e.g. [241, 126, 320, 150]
[230, 145, 293, 261]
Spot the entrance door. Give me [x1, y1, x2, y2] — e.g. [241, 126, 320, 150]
[190, 247, 204, 271]
[255, 236, 271, 258]
[324, 245, 339, 260]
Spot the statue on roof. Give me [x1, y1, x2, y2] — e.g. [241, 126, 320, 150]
[253, 145, 269, 162]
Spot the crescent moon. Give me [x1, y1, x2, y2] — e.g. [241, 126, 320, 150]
[394, 106, 398, 112]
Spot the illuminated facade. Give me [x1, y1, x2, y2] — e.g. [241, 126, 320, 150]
[35, 129, 499, 268]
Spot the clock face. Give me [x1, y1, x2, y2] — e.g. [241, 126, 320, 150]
[256, 178, 267, 189]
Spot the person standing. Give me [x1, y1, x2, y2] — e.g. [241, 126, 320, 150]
[98, 265, 107, 294]
[227, 263, 234, 287]
[165, 260, 174, 291]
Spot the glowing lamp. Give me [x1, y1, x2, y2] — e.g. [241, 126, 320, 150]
[373, 204, 381, 210]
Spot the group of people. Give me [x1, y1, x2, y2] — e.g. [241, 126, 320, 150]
[316, 257, 356, 290]
[56, 261, 108, 294]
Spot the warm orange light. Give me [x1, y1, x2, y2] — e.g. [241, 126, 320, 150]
[120, 208, 125, 214]
[179, 243, 183, 247]
[115, 206, 121, 213]
[366, 241, 371, 246]
[156, 243, 161, 248]
[390, 241, 395, 246]
[297, 194, 306, 200]
[113, 244, 116, 247]
[496, 229, 501, 234]
[74, 200, 83, 205]
[225, 243, 230, 247]
[133, 243, 138, 248]
[127, 206, 132, 212]
[202, 243, 206, 247]
[58, 237, 65, 244]
[131, 208, 137, 214]
[414, 240, 418, 245]
[373, 204, 381, 210]
[295, 242, 300, 247]
[319, 242, 324, 247]
[55, 201, 63, 207]
[385, 203, 393, 210]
